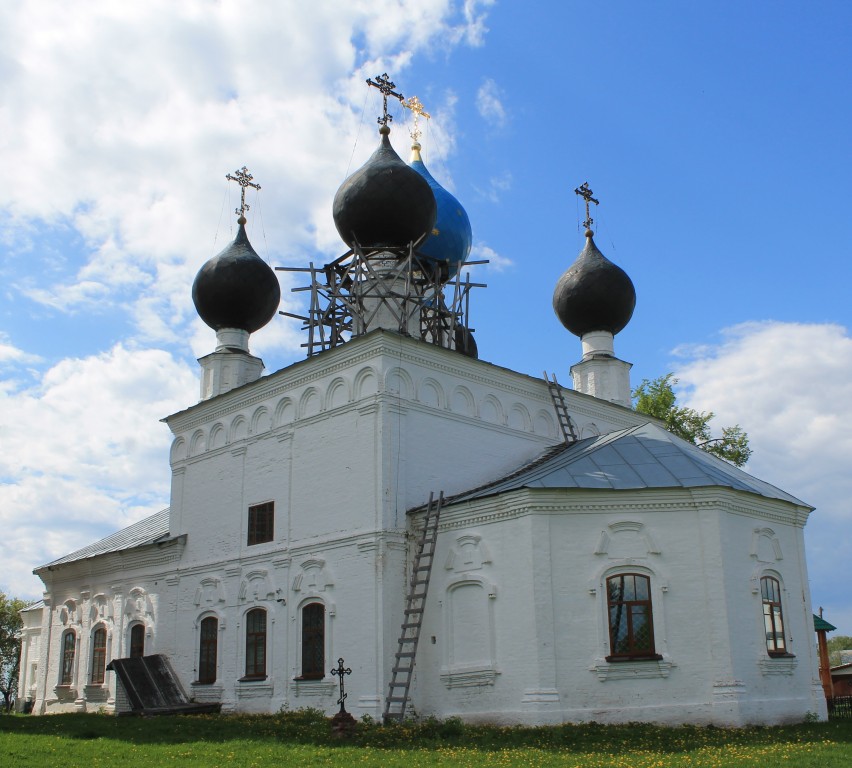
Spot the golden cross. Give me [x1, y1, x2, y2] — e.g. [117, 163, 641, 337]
[403, 96, 431, 144]
[226, 166, 261, 218]
[574, 182, 599, 231]
[366, 73, 404, 126]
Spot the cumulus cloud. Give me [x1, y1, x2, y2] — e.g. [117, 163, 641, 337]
[0, 345, 197, 597]
[671, 321, 852, 632]
[476, 77, 507, 128]
[474, 171, 512, 203]
[469, 243, 513, 272]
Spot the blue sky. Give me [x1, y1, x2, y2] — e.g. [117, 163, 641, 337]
[2, 1, 851, 637]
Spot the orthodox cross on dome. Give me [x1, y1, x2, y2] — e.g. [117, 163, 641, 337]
[403, 95, 431, 143]
[226, 166, 261, 218]
[367, 73, 404, 126]
[574, 181, 599, 232]
[330, 657, 352, 714]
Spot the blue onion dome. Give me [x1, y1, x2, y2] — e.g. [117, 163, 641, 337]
[333, 125, 437, 250]
[409, 142, 472, 280]
[552, 229, 636, 337]
[192, 215, 281, 333]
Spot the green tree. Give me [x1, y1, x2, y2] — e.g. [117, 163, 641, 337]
[633, 374, 752, 467]
[0, 592, 27, 713]
[827, 634, 852, 667]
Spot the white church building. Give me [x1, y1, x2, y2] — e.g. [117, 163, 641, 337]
[18, 89, 826, 725]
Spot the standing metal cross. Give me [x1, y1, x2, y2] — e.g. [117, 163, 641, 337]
[367, 73, 404, 126]
[330, 657, 352, 714]
[226, 166, 261, 218]
[403, 95, 431, 143]
[574, 181, 599, 232]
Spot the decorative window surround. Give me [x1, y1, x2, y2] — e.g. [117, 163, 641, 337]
[591, 658, 675, 681]
[292, 678, 335, 697]
[758, 655, 798, 676]
[439, 665, 500, 689]
[236, 680, 273, 698]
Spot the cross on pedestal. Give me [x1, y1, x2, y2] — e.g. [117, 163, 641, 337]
[367, 73, 404, 127]
[574, 181, 599, 232]
[226, 166, 261, 218]
[330, 657, 352, 714]
[403, 95, 431, 144]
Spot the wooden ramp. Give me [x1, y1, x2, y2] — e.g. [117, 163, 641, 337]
[107, 654, 220, 716]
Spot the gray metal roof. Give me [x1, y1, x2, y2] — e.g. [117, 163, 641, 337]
[37, 508, 171, 571]
[446, 422, 810, 508]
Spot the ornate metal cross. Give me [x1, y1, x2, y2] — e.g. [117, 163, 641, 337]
[403, 95, 431, 143]
[574, 181, 599, 231]
[330, 657, 352, 713]
[367, 73, 404, 126]
[226, 166, 261, 218]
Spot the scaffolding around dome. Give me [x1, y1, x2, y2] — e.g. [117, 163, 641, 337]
[277, 243, 487, 357]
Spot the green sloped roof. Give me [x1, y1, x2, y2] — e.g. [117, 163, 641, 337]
[814, 614, 837, 632]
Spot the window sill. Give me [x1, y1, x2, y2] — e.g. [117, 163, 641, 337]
[605, 654, 664, 663]
[767, 652, 796, 659]
[191, 681, 218, 686]
[238, 675, 268, 683]
[591, 657, 674, 681]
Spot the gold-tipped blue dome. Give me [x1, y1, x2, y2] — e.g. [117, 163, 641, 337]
[409, 142, 472, 281]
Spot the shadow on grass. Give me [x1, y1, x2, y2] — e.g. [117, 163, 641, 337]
[2, 711, 851, 754]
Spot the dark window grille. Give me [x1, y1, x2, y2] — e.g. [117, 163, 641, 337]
[301, 603, 325, 679]
[248, 502, 274, 545]
[90, 627, 107, 685]
[198, 617, 218, 684]
[60, 631, 76, 685]
[129, 624, 145, 658]
[760, 576, 787, 655]
[606, 573, 658, 659]
[245, 609, 267, 679]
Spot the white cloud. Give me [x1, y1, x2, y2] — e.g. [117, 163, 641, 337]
[0, 344, 197, 598]
[0, 334, 42, 366]
[476, 77, 507, 128]
[671, 321, 852, 633]
[469, 242, 513, 272]
[473, 171, 513, 203]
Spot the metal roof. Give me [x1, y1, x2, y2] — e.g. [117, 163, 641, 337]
[36, 508, 171, 571]
[814, 614, 838, 632]
[443, 422, 810, 508]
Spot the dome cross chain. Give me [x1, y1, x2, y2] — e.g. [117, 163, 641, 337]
[574, 181, 599, 232]
[226, 166, 261, 218]
[366, 73, 404, 126]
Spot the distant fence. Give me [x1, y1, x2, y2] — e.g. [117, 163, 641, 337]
[827, 696, 852, 719]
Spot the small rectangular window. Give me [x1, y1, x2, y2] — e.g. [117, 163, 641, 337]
[247, 502, 274, 545]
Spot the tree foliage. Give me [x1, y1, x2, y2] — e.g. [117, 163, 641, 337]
[827, 634, 852, 668]
[0, 592, 27, 713]
[633, 374, 752, 467]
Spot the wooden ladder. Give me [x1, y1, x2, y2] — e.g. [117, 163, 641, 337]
[544, 371, 578, 443]
[383, 491, 443, 724]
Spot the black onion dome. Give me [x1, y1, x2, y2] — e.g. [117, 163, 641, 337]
[192, 218, 281, 333]
[552, 231, 636, 337]
[333, 126, 437, 249]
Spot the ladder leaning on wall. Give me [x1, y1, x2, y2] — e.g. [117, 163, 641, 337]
[543, 371, 579, 443]
[383, 490, 444, 724]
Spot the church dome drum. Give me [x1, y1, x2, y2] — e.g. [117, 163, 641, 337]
[192, 217, 281, 333]
[332, 126, 437, 250]
[553, 230, 636, 337]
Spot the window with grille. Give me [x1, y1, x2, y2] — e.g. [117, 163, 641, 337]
[90, 627, 107, 685]
[606, 573, 660, 660]
[60, 631, 76, 685]
[198, 617, 218, 684]
[761, 576, 789, 656]
[244, 609, 267, 679]
[300, 603, 325, 679]
[129, 623, 145, 658]
[247, 501, 274, 545]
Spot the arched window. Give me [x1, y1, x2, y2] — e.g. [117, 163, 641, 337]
[244, 609, 267, 679]
[300, 603, 325, 679]
[90, 627, 107, 685]
[129, 623, 145, 658]
[606, 573, 659, 660]
[198, 617, 218, 684]
[760, 576, 788, 656]
[60, 630, 76, 685]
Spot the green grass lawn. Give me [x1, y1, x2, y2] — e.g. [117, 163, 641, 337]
[2, 710, 851, 767]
